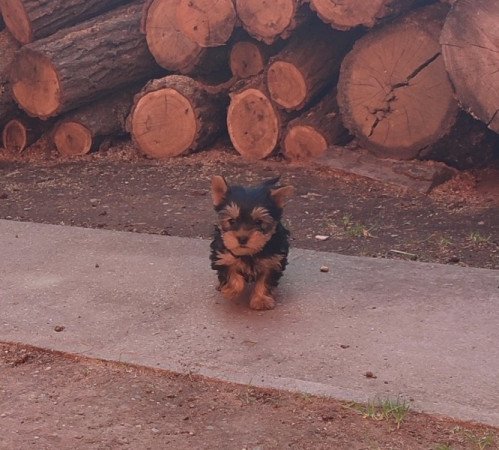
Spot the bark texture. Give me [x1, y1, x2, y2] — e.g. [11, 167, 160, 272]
[10, 2, 162, 119]
[53, 90, 136, 156]
[0, 0, 134, 44]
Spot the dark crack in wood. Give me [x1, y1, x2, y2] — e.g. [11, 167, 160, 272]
[368, 52, 441, 137]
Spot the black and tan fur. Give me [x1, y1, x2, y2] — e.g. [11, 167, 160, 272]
[210, 175, 294, 310]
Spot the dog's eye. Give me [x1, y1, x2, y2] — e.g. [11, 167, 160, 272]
[228, 218, 235, 225]
[255, 219, 265, 230]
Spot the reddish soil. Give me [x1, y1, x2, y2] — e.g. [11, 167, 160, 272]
[1, 343, 497, 450]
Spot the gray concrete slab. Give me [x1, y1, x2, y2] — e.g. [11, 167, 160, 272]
[0, 219, 498, 426]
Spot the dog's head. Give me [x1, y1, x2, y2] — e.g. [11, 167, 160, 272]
[211, 175, 294, 256]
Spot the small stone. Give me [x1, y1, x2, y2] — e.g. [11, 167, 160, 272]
[315, 235, 330, 241]
[151, 428, 160, 434]
[95, 263, 100, 268]
[54, 325, 65, 332]
[320, 265, 329, 273]
[364, 371, 377, 379]
[447, 256, 460, 264]
[340, 344, 350, 349]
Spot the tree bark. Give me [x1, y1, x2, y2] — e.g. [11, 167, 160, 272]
[266, 21, 356, 111]
[440, 0, 499, 134]
[227, 74, 294, 160]
[10, 2, 162, 120]
[0, 0, 134, 44]
[309, 0, 422, 31]
[337, 3, 459, 160]
[176, 0, 236, 47]
[127, 75, 228, 158]
[235, 0, 309, 44]
[53, 90, 136, 157]
[282, 89, 350, 161]
[0, 30, 20, 128]
[2, 116, 44, 153]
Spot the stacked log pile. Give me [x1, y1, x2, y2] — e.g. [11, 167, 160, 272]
[0, 0, 497, 183]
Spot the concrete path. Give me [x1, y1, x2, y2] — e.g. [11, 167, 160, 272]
[1, 220, 498, 426]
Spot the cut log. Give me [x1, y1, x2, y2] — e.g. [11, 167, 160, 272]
[0, 30, 20, 128]
[235, 0, 309, 44]
[441, 0, 499, 134]
[142, 0, 230, 75]
[282, 89, 349, 161]
[127, 75, 228, 158]
[10, 3, 161, 120]
[266, 21, 356, 111]
[53, 90, 136, 157]
[337, 3, 459, 160]
[176, 0, 236, 47]
[0, 0, 133, 45]
[229, 36, 285, 79]
[142, 0, 202, 72]
[227, 74, 293, 160]
[2, 116, 44, 153]
[309, 0, 421, 31]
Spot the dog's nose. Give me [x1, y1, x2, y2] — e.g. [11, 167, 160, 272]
[238, 236, 249, 245]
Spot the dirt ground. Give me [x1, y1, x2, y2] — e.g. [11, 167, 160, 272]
[1, 343, 497, 450]
[0, 140, 498, 269]
[1, 141, 498, 449]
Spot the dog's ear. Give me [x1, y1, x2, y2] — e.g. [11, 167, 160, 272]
[270, 185, 294, 208]
[211, 175, 229, 207]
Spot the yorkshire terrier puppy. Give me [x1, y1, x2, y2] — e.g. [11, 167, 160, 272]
[210, 176, 294, 310]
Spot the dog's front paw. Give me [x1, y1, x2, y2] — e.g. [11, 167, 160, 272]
[220, 275, 245, 300]
[250, 294, 276, 310]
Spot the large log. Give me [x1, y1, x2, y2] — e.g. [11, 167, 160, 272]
[309, 0, 421, 31]
[227, 74, 293, 160]
[0, 30, 20, 128]
[235, 0, 309, 44]
[282, 89, 349, 161]
[10, 3, 162, 120]
[176, 0, 236, 47]
[53, 90, 136, 157]
[337, 4, 459, 160]
[0, 0, 133, 45]
[127, 75, 228, 158]
[266, 21, 355, 111]
[142, 0, 229, 76]
[440, 0, 499, 134]
[2, 116, 44, 153]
